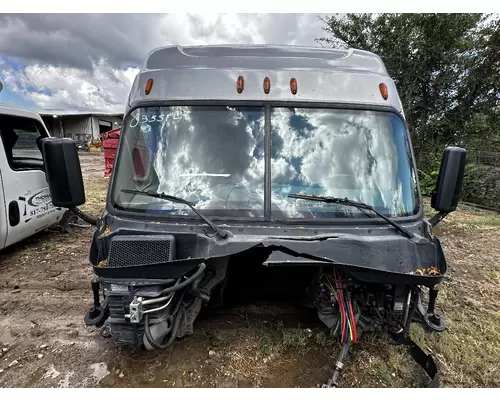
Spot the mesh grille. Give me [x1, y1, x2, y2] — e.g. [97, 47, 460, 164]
[107, 235, 176, 268]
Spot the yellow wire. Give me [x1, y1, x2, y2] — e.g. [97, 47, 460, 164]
[324, 278, 335, 294]
[347, 317, 353, 341]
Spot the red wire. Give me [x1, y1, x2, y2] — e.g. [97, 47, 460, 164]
[327, 276, 343, 283]
[348, 299, 357, 343]
[331, 269, 348, 343]
[337, 291, 347, 342]
[333, 269, 347, 342]
[337, 292, 343, 341]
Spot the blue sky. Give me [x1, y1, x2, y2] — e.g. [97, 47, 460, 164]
[0, 85, 35, 108]
[0, 55, 36, 108]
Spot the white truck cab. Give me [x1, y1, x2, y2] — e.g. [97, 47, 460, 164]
[0, 102, 66, 250]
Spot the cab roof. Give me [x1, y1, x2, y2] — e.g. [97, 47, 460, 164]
[127, 44, 403, 114]
[142, 44, 389, 75]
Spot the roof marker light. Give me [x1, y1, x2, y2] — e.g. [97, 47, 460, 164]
[145, 78, 154, 95]
[263, 76, 271, 94]
[237, 76, 244, 93]
[290, 78, 297, 95]
[379, 82, 388, 100]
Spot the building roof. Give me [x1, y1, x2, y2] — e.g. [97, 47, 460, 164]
[36, 109, 124, 117]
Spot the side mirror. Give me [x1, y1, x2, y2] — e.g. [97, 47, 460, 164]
[42, 138, 86, 208]
[429, 146, 466, 225]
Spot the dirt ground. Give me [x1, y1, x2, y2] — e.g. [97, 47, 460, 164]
[0, 152, 499, 388]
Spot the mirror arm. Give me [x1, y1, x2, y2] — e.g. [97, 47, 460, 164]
[69, 207, 99, 227]
[429, 211, 448, 228]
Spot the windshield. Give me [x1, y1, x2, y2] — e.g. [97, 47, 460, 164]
[111, 106, 419, 220]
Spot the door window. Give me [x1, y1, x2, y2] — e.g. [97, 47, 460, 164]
[0, 114, 47, 170]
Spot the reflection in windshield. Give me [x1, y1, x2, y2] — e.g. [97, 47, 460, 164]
[112, 106, 266, 217]
[270, 108, 418, 218]
[110, 106, 418, 219]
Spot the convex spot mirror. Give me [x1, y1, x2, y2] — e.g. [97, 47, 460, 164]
[431, 146, 467, 214]
[42, 137, 86, 208]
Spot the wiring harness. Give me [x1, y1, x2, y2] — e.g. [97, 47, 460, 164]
[321, 269, 358, 344]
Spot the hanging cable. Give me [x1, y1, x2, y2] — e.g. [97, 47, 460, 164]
[323, 268, 358, 344]
[347, 298, 357, 343]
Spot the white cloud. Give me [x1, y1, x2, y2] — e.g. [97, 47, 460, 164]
[0, 13, 326, 112]
[1, 60, 138, 112]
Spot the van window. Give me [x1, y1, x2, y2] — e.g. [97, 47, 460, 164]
[0, 114, 47, 170]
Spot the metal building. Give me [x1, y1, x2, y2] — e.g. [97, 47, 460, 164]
[37, 109, 124, 143]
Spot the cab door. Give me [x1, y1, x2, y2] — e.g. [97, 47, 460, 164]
[0, 112, 66, 249]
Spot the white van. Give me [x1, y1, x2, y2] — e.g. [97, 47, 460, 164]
[0, 102, 66, 250]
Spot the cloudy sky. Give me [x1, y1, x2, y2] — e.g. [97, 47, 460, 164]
[0, 13, 332, 113]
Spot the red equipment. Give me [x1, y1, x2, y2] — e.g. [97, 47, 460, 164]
[100, 128, 121, 178]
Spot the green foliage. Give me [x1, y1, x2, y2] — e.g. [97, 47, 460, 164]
[317, 13, 500, 208]
[418, 168, 439, 197]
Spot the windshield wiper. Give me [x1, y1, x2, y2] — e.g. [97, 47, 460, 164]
[121, 189, 228, 239]
[288, 193, 414, 239]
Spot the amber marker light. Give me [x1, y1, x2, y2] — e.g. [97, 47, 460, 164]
[263, 76, 271, 94]
[379, 82, 388, 100]
[237, 76, 244, 93]
[290, 78, 298, 95]
[145, 78, 154, 95]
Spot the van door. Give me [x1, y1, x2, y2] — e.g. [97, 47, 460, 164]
[0, 112, 66, 249]
[0, 153, 7, 249]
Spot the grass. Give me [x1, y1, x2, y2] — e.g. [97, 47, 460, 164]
[81, 175, 109, 216]
[408, 258, 500, 387]
[385, 198, 500, 387]
[254, 321, 334, 357]
[205, 328, 230, 349]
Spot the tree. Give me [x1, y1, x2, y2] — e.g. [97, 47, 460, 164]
[317, 13, 500, 207]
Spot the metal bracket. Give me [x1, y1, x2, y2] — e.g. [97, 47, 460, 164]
[429, 211, 448, 228]
[125, 297, 144, 324]
[412, 288, 446, 332]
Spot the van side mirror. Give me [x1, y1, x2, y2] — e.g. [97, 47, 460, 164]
[429, 146, 466, 226]
[42, 138, 86, 208]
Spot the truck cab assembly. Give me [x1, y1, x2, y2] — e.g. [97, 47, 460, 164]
[39, 45, 466, 388]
